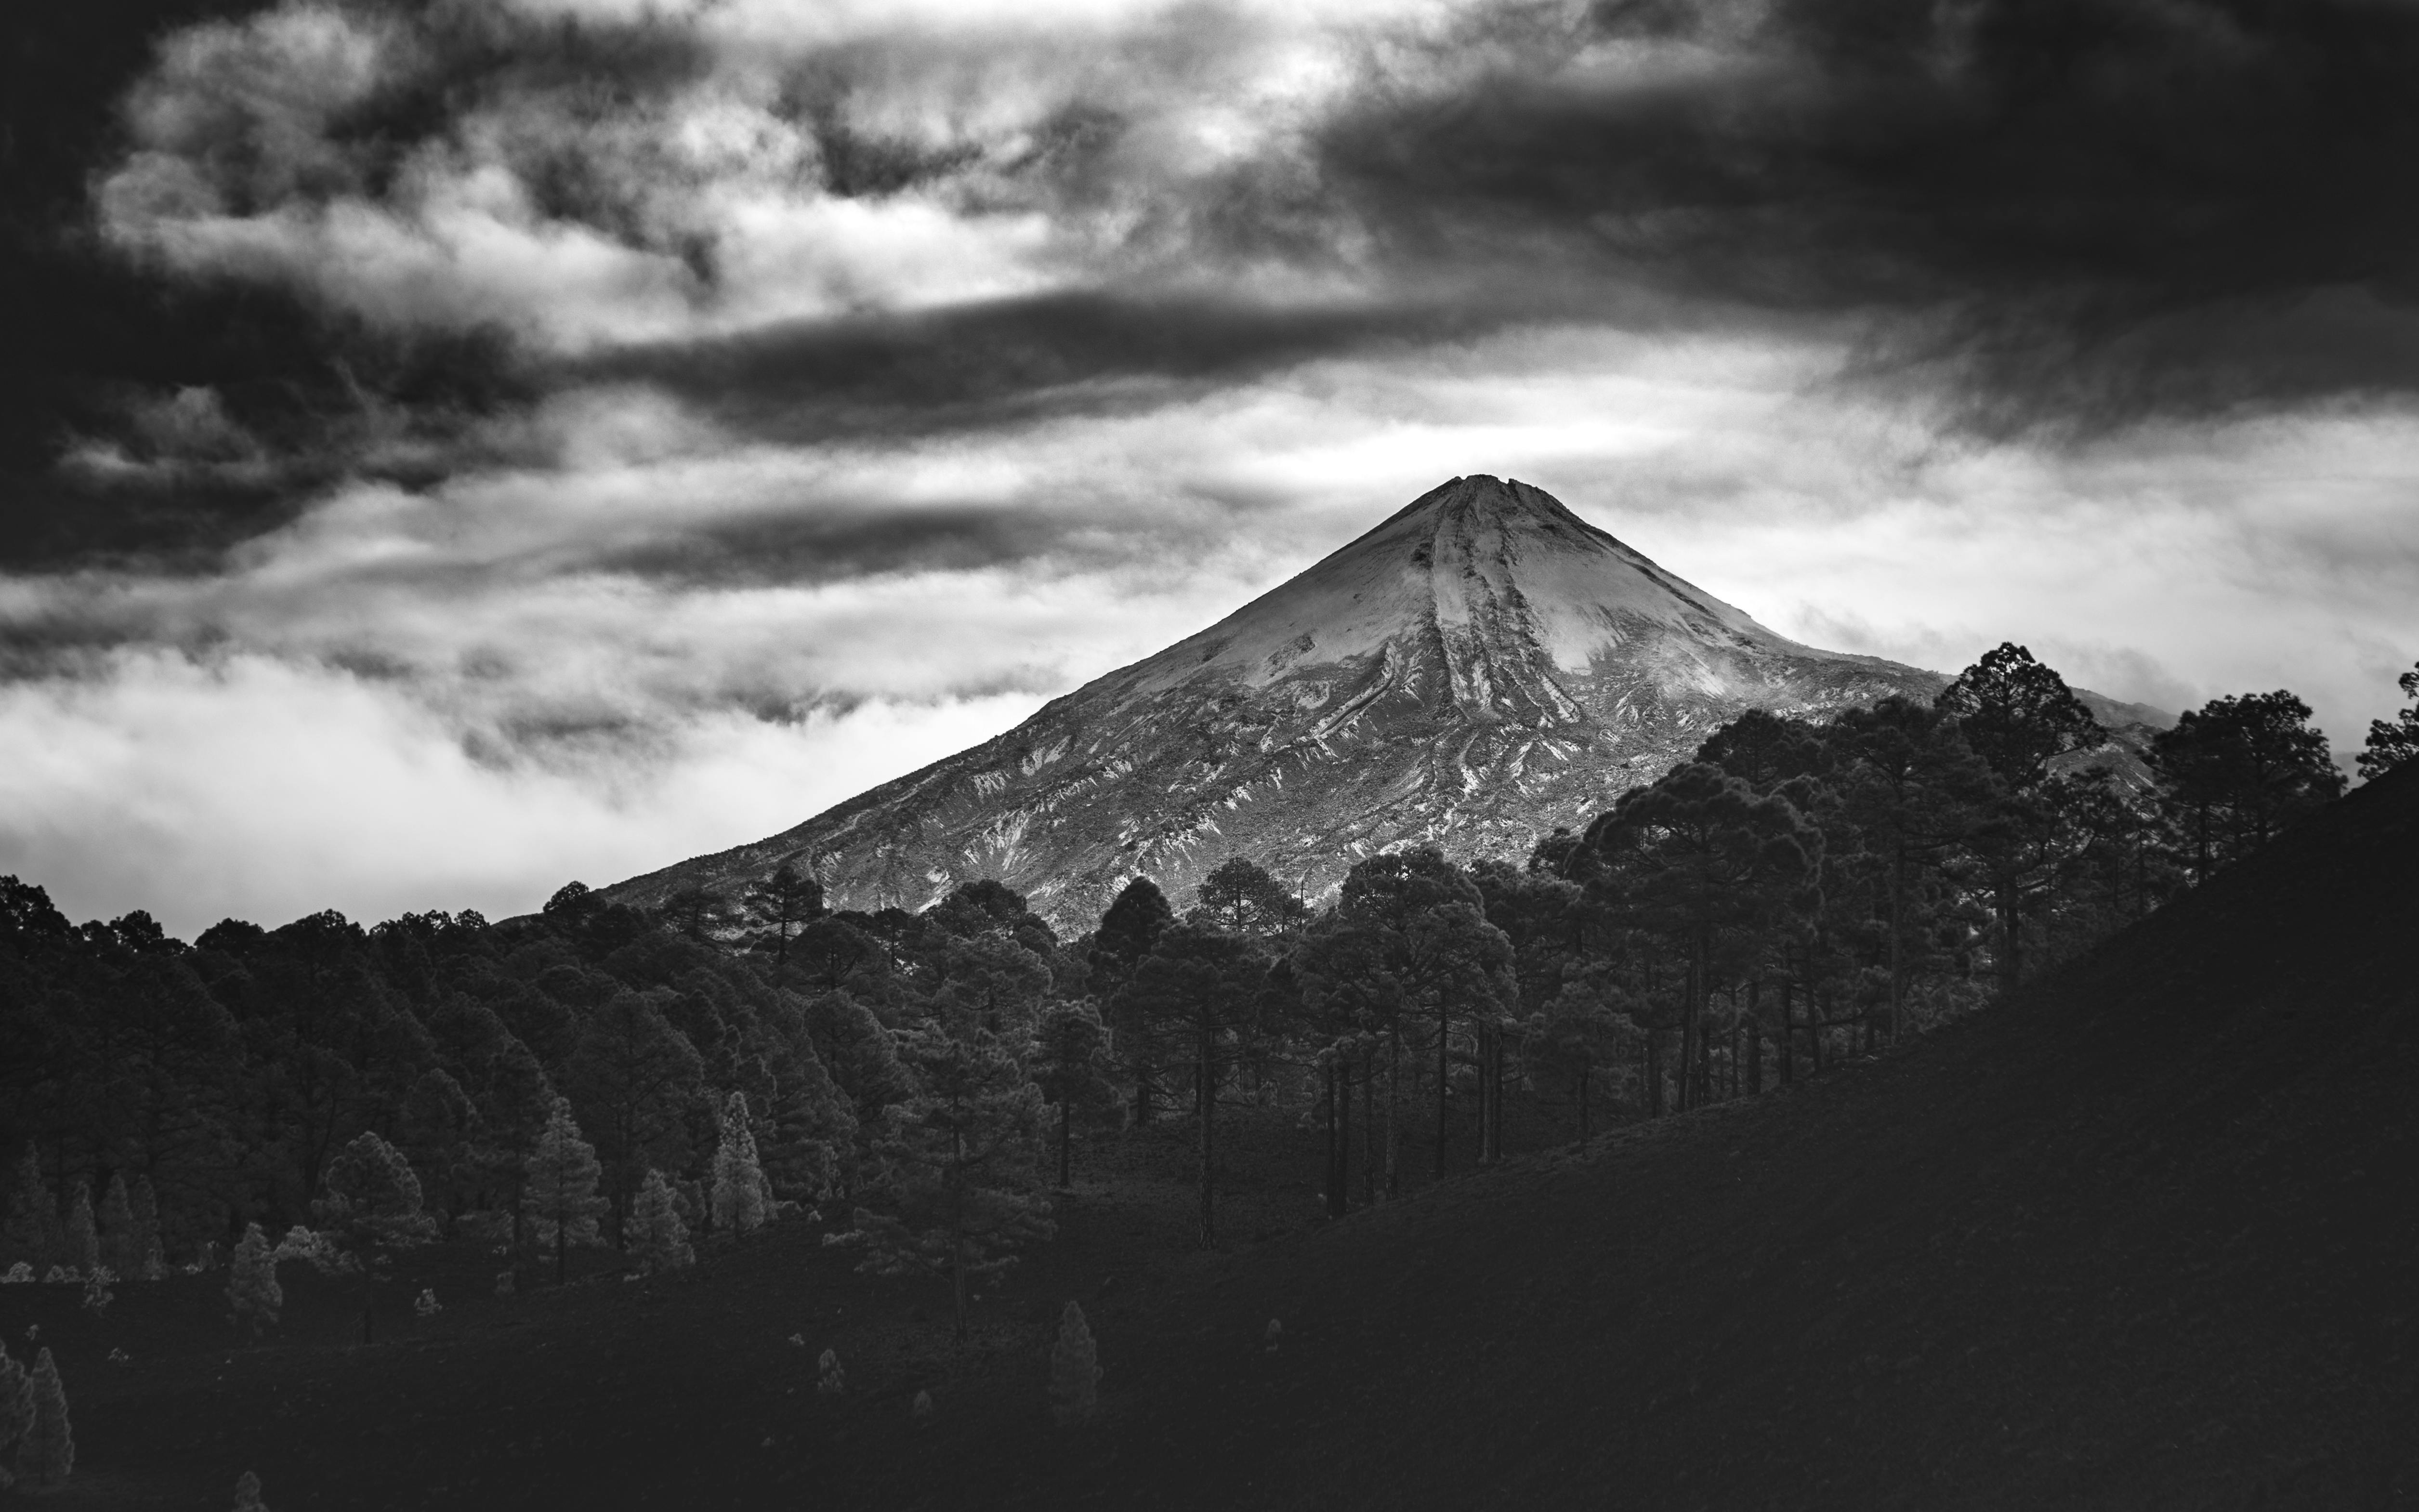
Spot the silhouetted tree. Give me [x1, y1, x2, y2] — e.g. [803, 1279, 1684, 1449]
[744, 864, 826, 965]
[1116, 925, 1269, 1245]
[2358, 659, 2419, 781]
[1191, 858, 1308, 938]
[1091, 879, 1174, 1125]
[2152, 691, 2347, 882]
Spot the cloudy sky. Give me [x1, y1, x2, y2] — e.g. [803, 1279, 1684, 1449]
[4, 0, 2416, 936]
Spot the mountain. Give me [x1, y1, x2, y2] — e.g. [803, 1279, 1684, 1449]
[605, 475, 2163, 928]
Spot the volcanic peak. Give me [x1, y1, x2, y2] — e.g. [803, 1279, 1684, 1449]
[604, 475, 1982, 928]
[1125, 475, 1788, 717]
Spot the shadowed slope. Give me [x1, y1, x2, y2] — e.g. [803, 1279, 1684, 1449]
[986, 764, 2419, 1511]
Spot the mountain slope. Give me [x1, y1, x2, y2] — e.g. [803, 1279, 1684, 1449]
[607, 475, 2161, 927]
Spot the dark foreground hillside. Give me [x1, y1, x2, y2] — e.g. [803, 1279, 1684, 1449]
[13, 765, 2417, 1511]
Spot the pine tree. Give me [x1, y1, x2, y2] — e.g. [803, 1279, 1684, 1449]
[709, 1090, 770, 1236]
[129, 1177, 164, 1280]
[234, 1470, 270, 1510]
[0, 1146, 55, 1270]
[0, 1340, 31, 1491]
[522, 1097, 607, 1285]
[743, 862, 826, 965]
[760, 1041, 855, 1207]
[63, 1181, 99, 1277]
[98, 1175, 137, 1282]
[843, 1015, 1054, 1341]
[226, 1223, 282, 1342]
[1049, 1301, 1102, 1424]
[628, 1169, 693, 1274]
[313, 1131, 439, 1344]
[1091, 878, 1174, 1125]
[1030, 1000, 1117, 1189]
[18, 1347, 70, 1488]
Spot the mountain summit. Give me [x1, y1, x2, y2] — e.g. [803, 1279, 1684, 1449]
[607, 476, 2117, 927]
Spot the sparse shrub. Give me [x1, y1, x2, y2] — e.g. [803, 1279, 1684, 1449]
[629, 1169, 694, 1273]
[0, 1264, 28, 1285]
[227, 1223, 282, 1342]
[1050, 1302, 1102, 1423]
[274, 1225, 335, 1268]
[911, 1389, 933, 1428]
[80, 1268, 114, 1316]
[817, 1349, 845, 1396]
[18, 1347, 71, 1487]
[234, 1469, 270, 1510]
[415, 1288, 442, 1322]
[709, 1091, 771, 1236]
[1264, 1318, 1283, 1354]
[43, 1266, 76, 1285]
[495, 1270, 516, 1299]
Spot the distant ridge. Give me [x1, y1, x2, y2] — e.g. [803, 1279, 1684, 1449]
[605, 476, 2164, 928]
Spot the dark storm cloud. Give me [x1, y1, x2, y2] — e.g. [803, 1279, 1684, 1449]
[582, 497, 1098, 587]
[20, 0, 2419, 581]
[1315, 0, 2419, 429]
[562, 289, 1510, 443]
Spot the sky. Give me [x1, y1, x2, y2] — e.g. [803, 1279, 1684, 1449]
[3, 0, 2416, 937]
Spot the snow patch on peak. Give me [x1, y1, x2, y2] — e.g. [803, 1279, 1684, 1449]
[1132, 475, 1794, 695]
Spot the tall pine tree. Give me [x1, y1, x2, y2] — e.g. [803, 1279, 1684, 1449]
[226, 1222, 282, 1341]
[844, 1015, 1054, 1341]
[629, 1169, 694, 1274]
[709, 1090, 771, 1236]
[522, 1098, 607, 1285]
[0, 1147, 55, 1270]
[17, 1348, 70, 1488]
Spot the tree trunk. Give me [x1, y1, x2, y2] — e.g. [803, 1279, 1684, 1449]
[1197, 1005, 1215, 1249]
[1433, 1002, 1451, 1182]
[1325, 1060, 1348, 1218]
[1646, 1030, 1663, 1119]
[1384, 1028, 1400, 1200]
[1778, 971, 1794, 1087]
[1359, 1046, 1376, 1208]
[951, 1235, 969, 1343]
[1057, 1093, 1072, 1190]
[1889, 843, 1906, 1046]
[1998, 864, 2023, 995]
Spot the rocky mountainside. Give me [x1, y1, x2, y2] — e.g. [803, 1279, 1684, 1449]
[605, 475, 2163, 930]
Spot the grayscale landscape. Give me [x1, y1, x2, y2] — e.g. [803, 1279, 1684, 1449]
[2, 1, 2415, 1508]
